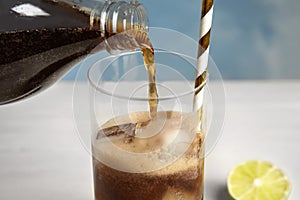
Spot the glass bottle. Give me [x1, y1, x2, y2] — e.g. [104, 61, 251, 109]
[0, 0, 149, 105]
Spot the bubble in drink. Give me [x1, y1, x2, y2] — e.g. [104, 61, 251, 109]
[92, 111, 204, 200]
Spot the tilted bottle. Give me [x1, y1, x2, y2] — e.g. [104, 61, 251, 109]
[0, 0, 149, 105]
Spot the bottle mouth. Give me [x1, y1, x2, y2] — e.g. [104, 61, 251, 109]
[90, 1, 149, 53]
[131, 2, 149, 32]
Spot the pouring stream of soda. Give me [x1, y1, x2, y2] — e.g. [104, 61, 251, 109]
[99, 27, 158, 141]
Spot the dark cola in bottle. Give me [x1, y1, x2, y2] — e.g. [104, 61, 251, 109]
[0, 0, 149, 104]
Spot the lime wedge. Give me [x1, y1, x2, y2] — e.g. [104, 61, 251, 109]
[227, 160, 291, 200]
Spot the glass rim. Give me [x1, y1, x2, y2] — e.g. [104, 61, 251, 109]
[87, 49, 207, 101]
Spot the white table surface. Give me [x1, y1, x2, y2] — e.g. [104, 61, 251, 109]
[0, 81, 299, 200]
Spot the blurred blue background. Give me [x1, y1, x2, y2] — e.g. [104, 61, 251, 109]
[64, 0, 300, 80]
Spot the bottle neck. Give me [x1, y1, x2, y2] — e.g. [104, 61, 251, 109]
[49, 0, 149, 52]
[91, 0, 149, 53]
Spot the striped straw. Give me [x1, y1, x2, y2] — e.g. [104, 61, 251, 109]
[193, 0, 214, 112]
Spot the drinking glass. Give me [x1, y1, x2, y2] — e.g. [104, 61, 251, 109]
[88, 50, 207, 200]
